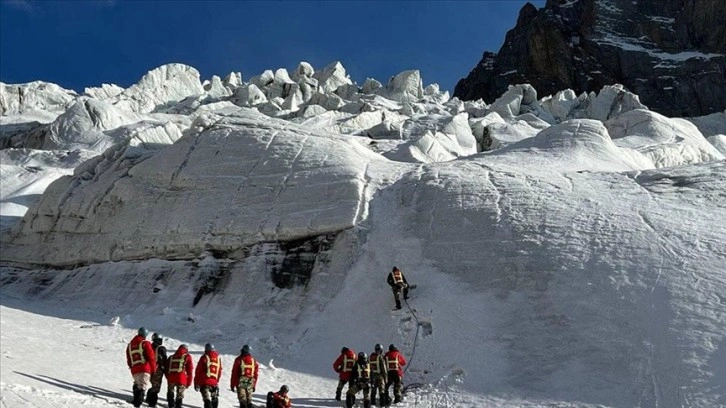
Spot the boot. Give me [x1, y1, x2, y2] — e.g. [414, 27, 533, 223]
[394, 395, 401, 404]
[364, 399, 371, 408]
[346, 394, 355, 408]
[167, 391, 175, 408]
[267, 391, 274, 408]
[175, 398, 183, 408]
[132, 386, 143, 408]
[203, 400, 212, 408]
[395, 300, 402, 310]
[147, 389, 159, 407]
[211, 397, 219, 408]
[371, 396, 377, 406]
[335, 389, 342, 401]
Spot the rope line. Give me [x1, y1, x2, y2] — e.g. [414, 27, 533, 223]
[402, 293, 420, 376]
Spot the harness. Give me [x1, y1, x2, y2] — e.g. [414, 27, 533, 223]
[369, 353, 383, 374]
[205, 355, 221, 379]
[153, 344, 165, 364]
[357, 363, 370, 380]
[392, 270, 403, 284]
[386, 354, 400, 371]
[127, 341, 146, 366]
[169, 354, 188, 373]
[240, 356, 256, 378]
[342, 354, 355, 372]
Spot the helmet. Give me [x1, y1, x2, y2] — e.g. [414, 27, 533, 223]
[138, 327, 149, 337]
[358, 352, 367, 360]
[152, 333, 163, 343]
[204, 343, 215, 353]
[392, 266, 399, 272]
[280, 385, 289, 394]
[374, 343, 383, 353]
[178, 344, 188, 351]
[241, 345, 251, 354]
[389, 344, 397, 351]
[341, 346, 349, 354]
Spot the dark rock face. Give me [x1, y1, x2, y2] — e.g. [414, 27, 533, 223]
[267, 235, 335, 289]
[454, 0, 726, 117]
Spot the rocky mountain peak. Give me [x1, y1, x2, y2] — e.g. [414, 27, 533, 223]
[454, 0, 726, 117]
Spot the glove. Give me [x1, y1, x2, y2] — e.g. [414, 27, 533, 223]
[252, 387, 256, 392]
[231, 386, 236, 392]
[194, 385, 200, 392]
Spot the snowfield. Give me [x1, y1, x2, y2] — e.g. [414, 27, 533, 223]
[1, 61, 725, 408]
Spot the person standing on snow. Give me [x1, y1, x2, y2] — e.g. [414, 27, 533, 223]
[146, 333, 168, 407]
[346, 352, 372, 408]
[266, 384, 292, 408]
[387, 266, 410, 310]
[369, 344, 388, 406]
[384, 344, 407, 404]
[126, 327, 157, 408]
[230, 344, 259, 408]
[195, 343, 223, 408]
[166, 344, 194, 408]
[332, 346, 357, 401]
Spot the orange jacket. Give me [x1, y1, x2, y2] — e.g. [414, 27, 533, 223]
[126, 335, 156, 375]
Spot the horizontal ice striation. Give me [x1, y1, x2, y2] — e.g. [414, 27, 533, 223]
[391, 154, 726, 406]
[1, 109, 390, 266]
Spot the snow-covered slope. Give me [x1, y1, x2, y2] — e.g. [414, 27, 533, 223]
[1, 61, 725, 408]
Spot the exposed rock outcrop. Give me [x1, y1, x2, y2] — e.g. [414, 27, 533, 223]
[454, 0, 726, 117]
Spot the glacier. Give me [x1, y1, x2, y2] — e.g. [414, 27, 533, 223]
[1, 61, 725, 408]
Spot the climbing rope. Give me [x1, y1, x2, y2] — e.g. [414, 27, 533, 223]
[402, 294, 420, 376]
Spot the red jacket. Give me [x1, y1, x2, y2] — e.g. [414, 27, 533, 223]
[126, 335, 156, 375]
[333, 349, 357, 381]
[271, 392, 291, 408]
[384, 350, 406, 377]
[166, 345, 193, 387]
[195, 351, 222, 387]
[230, 353, 259, 389]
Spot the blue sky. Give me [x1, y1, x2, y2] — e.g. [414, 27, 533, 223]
[0, 0, 544, 93]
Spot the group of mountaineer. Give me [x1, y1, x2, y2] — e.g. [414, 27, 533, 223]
[333, 343, 407, 408]
[126, 329, 289, 408]
[126, 266, 413, 408]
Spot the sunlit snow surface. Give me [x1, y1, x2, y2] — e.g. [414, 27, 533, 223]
[1, 62, 725, 408]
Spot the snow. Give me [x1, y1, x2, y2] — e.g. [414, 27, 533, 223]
[597, 34, 724, 64]
[382, 71, 424, 104]
[647, 16, 675, 25]
[110, 64, 205, 114]
[687, 111, 726, 138]
[1, 61, 726, 408]
[708, 135, 726, 155]
[0, 81, 77, 115]
[605, 109, 724, 168]
[314, 61, 353, 94]
[558, 0, 580, 7]
[0, 149, 97, 231]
